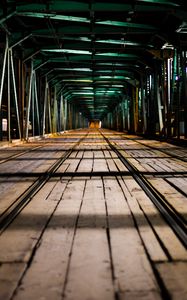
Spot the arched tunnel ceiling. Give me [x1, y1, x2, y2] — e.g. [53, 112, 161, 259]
[0, 0, 186, 121]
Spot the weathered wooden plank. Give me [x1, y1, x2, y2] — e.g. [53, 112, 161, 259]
[56, 162, 70, 172]
[118, 177, 167, 262]
[2, 176, 86, 299]
[61, 179, 86, 200]
[109, 150, 118, 158]
[83, 151, 93, 158]
[166, 177, 187, 195]
[170, 159, 187, 171]
[12, 199, 82, 300]
[76, 150, 84, 158]
[125, 177, 187, 260]
[104, 178, 161, 299]
[0, 179, 63, 263]
[113, 158, 128, 171]
[127, 157, 148, 172]
[93, 158, 109, 172]
[45, 178, 68, 201]
[64, 179, 114, 300]
[65, 158, 80, 173]
[94, 150, 105, 158]
[69, 151, 78, 158]
[0, 177, 36, 215]
[154, 159, 178, 172]
[147, 160, 166, 172]
[83, 177, 104, 201]
[64, 229, 114, 300]
[155, 262, 187, 300]
[77, 158, 93, 172]
[0, 263, 26, 300]
[106, 158, 119, 172]
[148, 177, 187, 222]
[103, 150, 111, 158]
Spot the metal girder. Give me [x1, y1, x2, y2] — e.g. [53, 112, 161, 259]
[0, 0, 186, 123]
[14, 1, 182, 12]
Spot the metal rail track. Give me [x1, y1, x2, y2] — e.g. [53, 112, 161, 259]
[119, 132, 187, 163]
[101, 131, 187, 248]
[0, 144, 47, 165]
[0, 132, 88, 234]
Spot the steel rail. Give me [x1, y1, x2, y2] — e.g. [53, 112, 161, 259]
[0, 144, 46, 165]
[0, 132, 88, 234]
[101, 131, 187, 248]
[119, 132, 187, 163]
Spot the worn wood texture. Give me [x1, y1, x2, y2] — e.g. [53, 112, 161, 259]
[124, 177, 187, 260]
[104, 177, 162, 299]
[63, 178, 114, 300]
[155, 262, 187, 300]
[0, 129, 186, 300]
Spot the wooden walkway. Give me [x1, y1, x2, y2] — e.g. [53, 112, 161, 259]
[0, 129, 186, 300]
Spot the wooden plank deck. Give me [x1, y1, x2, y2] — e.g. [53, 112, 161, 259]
[0, 129, 186, 300]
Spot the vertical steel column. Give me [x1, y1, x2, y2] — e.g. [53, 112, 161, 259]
[64, 98, 67, 131]
[141, 77, 147, 133]
[176, 51, 180, 139]
[25, 61, 33, 139]
[59, 93, 64, 132]
[166, 58, 172, 137]
[32, 75, 35, 137]
[21, 61, 25, 138]
[182, 51, 187, 138]
[115, 105, 118, 131]
[33, 72, 40, 135]
[68, 102, 72, 129]
[134, 87, 139, 133]
[7, 41, 11, 142]
[161, 59, 167, 137]
[157, 75, 164, 133]
[122, 100, 125, 131]
[0, 37, 8, 140]
[78, 112, 81, 128]
[42, 78, 48, 136]
[53, 85, 57, 133]
[48, 86, 52, 133]
[9, 48, 21, 139]
[0, 36, 8, 109]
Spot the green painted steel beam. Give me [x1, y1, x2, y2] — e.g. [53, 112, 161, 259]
[16, 11, 158, 32]
[96, 39, 154, 48]
[16, 1, 179, 13]
[137, 0, 179, 6]
[95, 20, 156, 30]
[96, 39, 139, 45]
[22, 25, 156, 36]
[62, 36, 92, 42]
[41, 49, 92, 55]
[49, 55, 138, 62]
[17, 2, 90, 12]
[95, 52, 138, 58]
[16, 12, 90, 23]
[62, 76, 131, 82]
[52, 68, 132, 75]
[54, 68, 92, 72]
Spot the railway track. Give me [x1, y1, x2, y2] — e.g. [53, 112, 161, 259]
[1, 129, 186, 248]
[0, 132, 88, 234]
[0, 144, 45, 165]
[119, 132, 187, 163]
[100, 130, 187, 249]
[0, 129, 186, 300]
